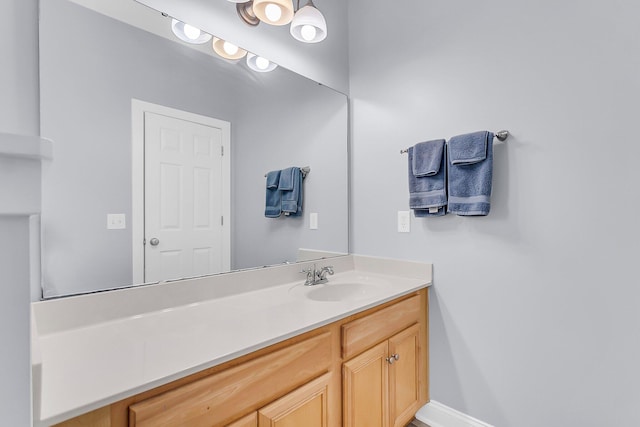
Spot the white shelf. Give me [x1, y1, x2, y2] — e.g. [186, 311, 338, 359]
[0, 132, 53, 215]
[0, 132, 52, 160]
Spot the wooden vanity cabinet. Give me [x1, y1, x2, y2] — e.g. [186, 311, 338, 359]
[342, 295, 426, 427]
[257, 373, 330, 427]
[52, 289, 428, 427]
[127, 332, 333, 427]
[225, 373, 330, 427]
[226, 412, 257, 427]
[342, 341, 389, 427]
[343, 325, 421, 427]
[388, 325, 422, 426]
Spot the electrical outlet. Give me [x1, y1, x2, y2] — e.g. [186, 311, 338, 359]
[398, 211, 410, 233]
[310, 212, 318, 230]
[107, 214, 126, 230]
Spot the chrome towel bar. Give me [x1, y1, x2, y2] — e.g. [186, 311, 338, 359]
[400, 130, 509, 154]
[264, 166, 310, 178]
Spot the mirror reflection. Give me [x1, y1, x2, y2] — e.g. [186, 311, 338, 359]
[39, 0, 349, 298]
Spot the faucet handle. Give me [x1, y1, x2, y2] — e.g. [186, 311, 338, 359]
[316, 265, 334, 281]
[300, 267, 314, 285]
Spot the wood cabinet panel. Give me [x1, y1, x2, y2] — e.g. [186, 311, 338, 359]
[388, 324, 421, 427]
[128, 332, 331, 427]
[258, 373, 330, 427]
[226, 412, 257, 427]
[343, 323, 425, 427]
[342, 341, 389, 427]
[341, 295, 420, 359]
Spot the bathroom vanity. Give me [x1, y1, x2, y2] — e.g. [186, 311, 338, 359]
[32, 255, 431, 427]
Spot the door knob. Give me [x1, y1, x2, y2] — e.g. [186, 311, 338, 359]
[149, 238, 160, 246]
[386, 354, 400, 364]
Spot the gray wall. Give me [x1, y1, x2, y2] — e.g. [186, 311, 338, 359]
[348, 0, 640, 425]
[0, 219, 31, 427]
[0, 217, 32, 426]
[0, 0, 39, 425]
[40, 0, 348, 296]
[0, 0, 39, 136]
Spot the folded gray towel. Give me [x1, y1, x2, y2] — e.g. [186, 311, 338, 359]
[413, 140, 445, 177]
[408, 139, 447, 217]
[265, 170, 282, 218]
[447, 131, 493, 216]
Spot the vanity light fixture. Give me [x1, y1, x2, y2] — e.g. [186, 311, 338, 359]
[164, 13, 278, 74]
[212, 37, 248, 60]
[290, 0, 327, 43]
[233, 1, 261, 26]
[246, 53, 278, 72]
[228, 0, 327, 43]
[171, 19, 212, 44]
[252, 0, 295, 26]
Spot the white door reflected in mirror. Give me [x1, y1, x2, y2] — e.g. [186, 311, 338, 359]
[142, 111, 231, 283]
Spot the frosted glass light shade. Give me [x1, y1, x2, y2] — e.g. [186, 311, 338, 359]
[246, 53, 278, 72]
[171, 19, 212, 44]
[212, 37, 248, 60]
[252, 0, 294, 26]
[290, 1, 327, 43]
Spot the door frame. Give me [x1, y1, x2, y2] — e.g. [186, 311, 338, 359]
[131, 99, 231, 284]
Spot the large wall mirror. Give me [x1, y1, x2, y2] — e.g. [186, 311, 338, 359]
[39, 0, 349, 298]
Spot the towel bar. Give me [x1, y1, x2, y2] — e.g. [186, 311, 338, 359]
[264, 166, 310, 178]
[400, 130, 509, 154]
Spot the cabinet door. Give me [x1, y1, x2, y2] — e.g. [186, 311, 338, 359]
[128, 333, 331, 427]
[388, 324, 421, 427]
[227, 412, 257, 427]
[342, 341, 389, 427]
[258, 373, 330, 427]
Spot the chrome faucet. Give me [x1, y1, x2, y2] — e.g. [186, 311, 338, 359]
[300, 264, 334, 286]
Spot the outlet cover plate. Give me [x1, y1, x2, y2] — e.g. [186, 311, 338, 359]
[107, 213, 126, 230]
[398, 211, 410, 233]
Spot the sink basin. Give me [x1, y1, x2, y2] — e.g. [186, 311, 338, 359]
[289, 277, 387, 302]
[307, 283, 381, 302]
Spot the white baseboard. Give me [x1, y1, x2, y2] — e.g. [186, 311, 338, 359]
[415, 400, 494, 427]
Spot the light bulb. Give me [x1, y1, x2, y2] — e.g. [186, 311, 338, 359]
[255, 57, 270, 70]
[264, 3, 283, 22]
[223, 41, 239, 56]
[289, 3, 327, 43]
[300, 24, 317, 41]
[246, 53, 277, 72]
[183, 24, 201, 40]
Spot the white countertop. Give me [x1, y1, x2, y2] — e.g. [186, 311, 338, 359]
[31, 255, 432, 426]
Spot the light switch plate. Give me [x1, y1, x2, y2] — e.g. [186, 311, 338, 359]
[310, 212, 318, 230]
[398, 211, 410, 233]
[107, 214, 126, 230]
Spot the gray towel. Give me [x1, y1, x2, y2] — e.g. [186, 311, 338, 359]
[279, 167, 303, 216]
[447, 131, 493, 216]
[413, 140, 445, 177]
[265, 170, 282, 218]
[408, 139, 447, 217]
